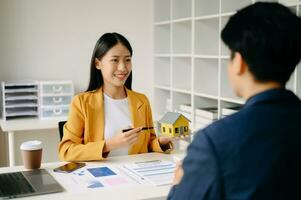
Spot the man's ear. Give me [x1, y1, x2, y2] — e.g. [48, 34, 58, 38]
[232, 52, 246, 75]
[95, 58, 101, 70]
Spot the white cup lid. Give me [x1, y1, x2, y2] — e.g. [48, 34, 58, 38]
[20, 140, 42, 151]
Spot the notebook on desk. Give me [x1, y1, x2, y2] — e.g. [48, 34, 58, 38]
[0, 169, 63, 199]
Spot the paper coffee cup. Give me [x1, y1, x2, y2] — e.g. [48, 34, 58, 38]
[20, 140, 42, 169]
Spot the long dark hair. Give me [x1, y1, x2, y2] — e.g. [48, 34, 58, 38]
[86, 32, 133, 92]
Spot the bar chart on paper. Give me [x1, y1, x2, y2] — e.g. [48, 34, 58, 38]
[53, 166, 139, 193]
[53, 161, 177, 194]
[121, 160, 176, 186]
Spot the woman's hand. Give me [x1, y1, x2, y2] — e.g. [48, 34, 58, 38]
[158, 136, 173, 151]
[172, 161, 184, 185]
[104, 127, 142, 152]
[158, 136, 173, 145]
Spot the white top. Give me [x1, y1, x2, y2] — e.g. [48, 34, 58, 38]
[103, 93, 132, 156]
[20, 140, 42, 151]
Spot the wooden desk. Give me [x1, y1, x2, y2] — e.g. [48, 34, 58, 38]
[0, 152, 186, 200]
[0, 118, 65, 167]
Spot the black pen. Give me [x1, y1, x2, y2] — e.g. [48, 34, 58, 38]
[122, 127, 154, 133]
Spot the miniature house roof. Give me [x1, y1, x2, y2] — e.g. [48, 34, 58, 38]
[159, 112, 191, 125]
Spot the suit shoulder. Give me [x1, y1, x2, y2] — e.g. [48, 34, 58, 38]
[129, 90, 150, 103]
[72, 90, 98, 104]
[203, 111, 245, 139]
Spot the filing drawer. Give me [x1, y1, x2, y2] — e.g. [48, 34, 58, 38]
[40, 106, 69, 118]
[39, 81, 73, 119]
[40, 82, 73, 95]
[41, 96, 72, 106]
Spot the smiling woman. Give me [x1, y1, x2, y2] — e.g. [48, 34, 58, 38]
[58, 33, 173, 161]
[95, 43, 132, 92]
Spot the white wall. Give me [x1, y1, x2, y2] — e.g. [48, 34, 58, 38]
[0, 0, 154, 166]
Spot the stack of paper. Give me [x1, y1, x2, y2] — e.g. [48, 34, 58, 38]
[221, 106, 242, 118]
[121, 160, 176, 186]
[194, 107, 218, 131]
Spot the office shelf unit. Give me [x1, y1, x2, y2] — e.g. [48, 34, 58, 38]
[1, 80, 74, 120]
[39, 81, 74, 119]
[1, 81, 39, 120]
[153, 0, 301, 132]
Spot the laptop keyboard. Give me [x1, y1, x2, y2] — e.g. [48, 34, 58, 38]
[0, 172, 35, 197]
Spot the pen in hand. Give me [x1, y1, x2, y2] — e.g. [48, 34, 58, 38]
[122, 127, 154, 133]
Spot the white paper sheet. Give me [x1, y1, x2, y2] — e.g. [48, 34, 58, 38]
[52, 160, 176, 194]
[121, 160, 176, 186]
[52, 165, 140, 193]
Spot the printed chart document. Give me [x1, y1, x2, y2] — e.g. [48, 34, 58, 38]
[53, 165, 139, 193]
[121, 160, 176, 186]
[52, 160, 176, 193]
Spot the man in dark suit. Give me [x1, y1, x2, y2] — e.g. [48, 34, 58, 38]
[168, 2, 301, 200]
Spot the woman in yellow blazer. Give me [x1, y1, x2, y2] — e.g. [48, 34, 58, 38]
[59, 33, 172, 161]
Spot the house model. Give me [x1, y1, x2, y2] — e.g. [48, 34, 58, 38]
[158, 112, 191, 137]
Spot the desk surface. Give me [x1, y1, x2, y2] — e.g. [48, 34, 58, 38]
[0, 118, 66, 132]
[0, 152, 185, 200]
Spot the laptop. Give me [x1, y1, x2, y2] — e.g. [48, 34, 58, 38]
[0, 169, 64, 199]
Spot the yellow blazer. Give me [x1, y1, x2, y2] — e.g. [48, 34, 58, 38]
[58, 87, 170, 161]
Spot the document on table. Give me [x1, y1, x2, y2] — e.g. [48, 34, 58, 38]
[52, 160, 176, 193]
[52, 165, 140, 193]
[121, 160, 176, 186]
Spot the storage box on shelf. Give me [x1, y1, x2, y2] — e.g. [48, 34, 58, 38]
[39, 81, 74, 119]
[195, 107, 218, 120]
[193, 96, 218, 131]
[1, 81, 39, 120]
[1, 81, 75, 121]
[154, 0, 301, 135]
[221, 101, 243, 118]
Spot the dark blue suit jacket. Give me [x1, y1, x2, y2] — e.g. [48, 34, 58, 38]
[168, 89, 301, 200]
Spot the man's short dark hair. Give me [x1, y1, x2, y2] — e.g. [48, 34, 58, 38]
[221, 2, 301, 86]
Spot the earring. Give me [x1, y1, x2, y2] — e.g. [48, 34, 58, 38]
[96, 65, 101, 70]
